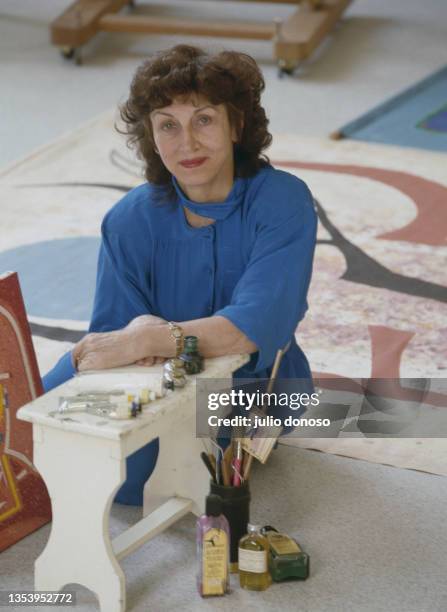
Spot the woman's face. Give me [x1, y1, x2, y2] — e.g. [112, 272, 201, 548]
[150, 94, 238, 202]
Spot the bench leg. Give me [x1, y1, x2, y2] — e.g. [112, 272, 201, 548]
[143, 411, 208, 516]
[33, 426, 126, 612]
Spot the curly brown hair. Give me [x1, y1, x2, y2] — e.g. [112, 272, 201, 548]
[119, 44, 272, 191]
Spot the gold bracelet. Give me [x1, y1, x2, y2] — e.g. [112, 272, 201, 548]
[168, 322, 184, 357]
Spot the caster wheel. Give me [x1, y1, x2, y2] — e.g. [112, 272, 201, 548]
[277, 60, 300, 78]
[278, 67, 294, 78]
[60, 47, 75, 60]
[60, 47, 82, 65]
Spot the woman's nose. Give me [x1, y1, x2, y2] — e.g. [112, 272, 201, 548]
[181, 125, 199, 151]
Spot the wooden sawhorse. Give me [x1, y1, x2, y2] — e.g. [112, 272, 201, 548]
[50, 0, 352, 74]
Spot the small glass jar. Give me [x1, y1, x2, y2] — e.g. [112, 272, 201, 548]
[238, 524, 271, 591]
[162, 358, 186, 390]
[179, 335, 204, 374]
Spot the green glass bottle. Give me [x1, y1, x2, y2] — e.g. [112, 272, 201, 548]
[179, 335, 204, 374]
[238, 524, 271, 591]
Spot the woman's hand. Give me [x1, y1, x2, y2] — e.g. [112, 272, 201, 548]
[73, 328, 142, 371]
[73, 314, 167, 371]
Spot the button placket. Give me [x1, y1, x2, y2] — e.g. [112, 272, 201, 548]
[206, 225, 215, 314]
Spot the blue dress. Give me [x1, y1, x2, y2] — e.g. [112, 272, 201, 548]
[43, 164, 318, 504]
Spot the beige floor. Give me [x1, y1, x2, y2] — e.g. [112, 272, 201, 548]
[2, 445, 447, 612]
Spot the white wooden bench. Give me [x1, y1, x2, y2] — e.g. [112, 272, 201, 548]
[17, 354, 248, 612]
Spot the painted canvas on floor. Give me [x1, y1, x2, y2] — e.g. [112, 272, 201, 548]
[0, 272, 51, 552]
[0, 112, 445, 475]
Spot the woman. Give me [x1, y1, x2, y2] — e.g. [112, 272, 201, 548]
[43, 44, 318, 504]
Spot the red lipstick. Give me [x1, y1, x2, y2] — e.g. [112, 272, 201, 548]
[179, 157, 207, 168]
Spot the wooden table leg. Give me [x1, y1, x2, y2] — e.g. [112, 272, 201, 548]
[33, 425, 126, 612]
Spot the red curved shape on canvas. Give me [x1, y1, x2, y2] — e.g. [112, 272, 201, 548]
[273, 161, 447, 246]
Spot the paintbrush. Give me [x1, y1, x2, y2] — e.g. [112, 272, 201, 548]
[231, 426, 245, 486]
[221, 445, 232, 486]
[242, 342, 290, 480]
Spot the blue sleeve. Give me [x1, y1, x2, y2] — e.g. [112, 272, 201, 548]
[88, 225, 152, 333]
[214, 178, 317, 373]
[43, 196, 153, 392]
[42, 351, 77, 392]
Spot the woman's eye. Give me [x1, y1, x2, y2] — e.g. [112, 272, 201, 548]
[161, 121, 176, 131]
[197, 115, 211, 125]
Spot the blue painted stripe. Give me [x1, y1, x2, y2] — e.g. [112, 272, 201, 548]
[0, 237, 100, 321]
[337, 65, 447, 152]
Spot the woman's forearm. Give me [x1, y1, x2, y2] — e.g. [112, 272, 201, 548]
[142, 315, 257, 358]
[73, 315, 257, 372]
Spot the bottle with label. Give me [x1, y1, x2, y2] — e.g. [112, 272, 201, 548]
[196, 494, 230, 597]
[262, 526, 310, 581]
[238, 524, 271, 591]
